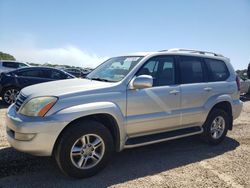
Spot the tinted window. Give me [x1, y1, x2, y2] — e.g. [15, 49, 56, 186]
[137, 60, 158, 77]
[17, 70, 43, 77]
[49, 70, 67, 79]
[2, 62, 18, 68]
[137, 56, 175, 86]
[18, 63, 29, 68]
[179, 56, 204, 84]
[205, 58, 229, 81]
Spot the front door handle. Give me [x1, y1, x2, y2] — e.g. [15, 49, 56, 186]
[204, 87, 212, 92]
[169, 90, 180, 95]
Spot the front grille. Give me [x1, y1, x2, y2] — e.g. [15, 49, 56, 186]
[15, 93, 27, 111]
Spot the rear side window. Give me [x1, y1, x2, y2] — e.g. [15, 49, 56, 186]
[179, 56, 204, 84]
[2, 62, 18, 68]
[205, 58, 229, 81]
[17, 70, 43, 77]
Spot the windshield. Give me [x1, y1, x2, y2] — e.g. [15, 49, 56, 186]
[86, 56, 143, 82]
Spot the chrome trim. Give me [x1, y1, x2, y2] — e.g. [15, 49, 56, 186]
[124, 128, 203, 149]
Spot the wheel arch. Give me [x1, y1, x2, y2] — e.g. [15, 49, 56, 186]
[53, 112, 122, 155]
[207, 101, 233, 130]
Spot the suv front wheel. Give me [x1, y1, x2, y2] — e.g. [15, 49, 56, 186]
[54, 120, 114, 178]
[201, 109, 229, 145]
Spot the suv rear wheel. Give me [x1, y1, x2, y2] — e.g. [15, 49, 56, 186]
[54, 120, 114, 178]
[201, 109, 229, 145]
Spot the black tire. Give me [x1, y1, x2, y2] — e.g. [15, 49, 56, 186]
[201, 108, 229, 145]
[54, 120, 114, 178]
[1, 87, 20, 105]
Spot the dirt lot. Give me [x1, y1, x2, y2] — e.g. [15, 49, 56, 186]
[0, 98, 250, 188]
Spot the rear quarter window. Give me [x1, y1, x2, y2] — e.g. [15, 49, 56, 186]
[205, 58, 229, 81]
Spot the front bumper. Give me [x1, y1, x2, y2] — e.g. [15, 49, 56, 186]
[5, 104, 68, 156]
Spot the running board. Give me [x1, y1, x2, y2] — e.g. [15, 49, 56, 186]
[124, 126, 203, 149]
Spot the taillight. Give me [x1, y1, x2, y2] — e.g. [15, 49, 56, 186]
[236, 76, 241, 91]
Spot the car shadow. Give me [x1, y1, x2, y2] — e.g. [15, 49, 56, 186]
[0, 99, 8, 109]
[240, 93, 250, 102]
[0, 136, 239, 188]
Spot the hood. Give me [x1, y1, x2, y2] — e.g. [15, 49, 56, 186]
[21, 78, 116, 98]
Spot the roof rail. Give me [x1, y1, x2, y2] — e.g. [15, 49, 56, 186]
[159, 48, 224, 57]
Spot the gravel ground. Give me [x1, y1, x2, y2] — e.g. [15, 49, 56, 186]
[0, 98, 249, 188]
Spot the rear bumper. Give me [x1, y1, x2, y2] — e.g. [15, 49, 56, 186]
[232, 100, 243, 120]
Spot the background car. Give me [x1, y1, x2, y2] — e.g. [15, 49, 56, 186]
[64, 68, 91, 78]
[239, 64, 250, 94]
[240, 76, 250, 94]
[0, 60, 30, 73]
[0, 67, 75, 104]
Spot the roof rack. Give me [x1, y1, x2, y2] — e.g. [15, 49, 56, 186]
[159, 48, 224, 57]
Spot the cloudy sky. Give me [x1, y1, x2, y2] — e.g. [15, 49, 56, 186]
[0, 0, 250, 69]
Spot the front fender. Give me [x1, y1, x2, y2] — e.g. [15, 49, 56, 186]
[53, 101, 127, 150]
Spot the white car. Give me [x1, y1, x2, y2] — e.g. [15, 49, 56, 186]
[0, 60, 30, 73]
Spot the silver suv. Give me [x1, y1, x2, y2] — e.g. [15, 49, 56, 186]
[5, 49, 242, 178]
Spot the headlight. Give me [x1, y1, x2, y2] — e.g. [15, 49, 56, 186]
[19, 97, 58, 117]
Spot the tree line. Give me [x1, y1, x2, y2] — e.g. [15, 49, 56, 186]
[0, 51, 248, 76]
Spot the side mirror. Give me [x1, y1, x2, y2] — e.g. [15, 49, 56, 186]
[129, 75, 153, 89]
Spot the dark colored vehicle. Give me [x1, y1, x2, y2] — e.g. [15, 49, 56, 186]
[64, 68, 90, 78]
[0, 67, 75, 104]
[247, 63, 250, 79]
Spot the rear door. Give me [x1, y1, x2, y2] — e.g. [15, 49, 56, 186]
[178, 56, 209, 127]
[16, 69, 50, 88]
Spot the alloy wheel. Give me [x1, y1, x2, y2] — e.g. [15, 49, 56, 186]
[3, 88, 19, 104]
[210, 116, 225, 139]
[70, 134, 105, 169]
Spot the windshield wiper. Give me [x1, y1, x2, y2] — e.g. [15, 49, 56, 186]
[90, 77, 114, 82]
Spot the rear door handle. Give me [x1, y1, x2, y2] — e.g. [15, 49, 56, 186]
[169, 90, 180, 95]
[204, 87, 212, 92]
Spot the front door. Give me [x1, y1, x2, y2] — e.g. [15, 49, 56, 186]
[126, 56, 181, 137]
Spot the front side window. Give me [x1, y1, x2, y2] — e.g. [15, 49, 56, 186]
[179, 56, 204, 84]
[48, 70, 68, 79]
[205, 58, 229, 81]
[137, 56, 175, 86]
[18, 63, 29, 68]
[86, 56, 143, 82]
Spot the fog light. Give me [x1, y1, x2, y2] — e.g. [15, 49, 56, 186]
[15, 132, 35, 141]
